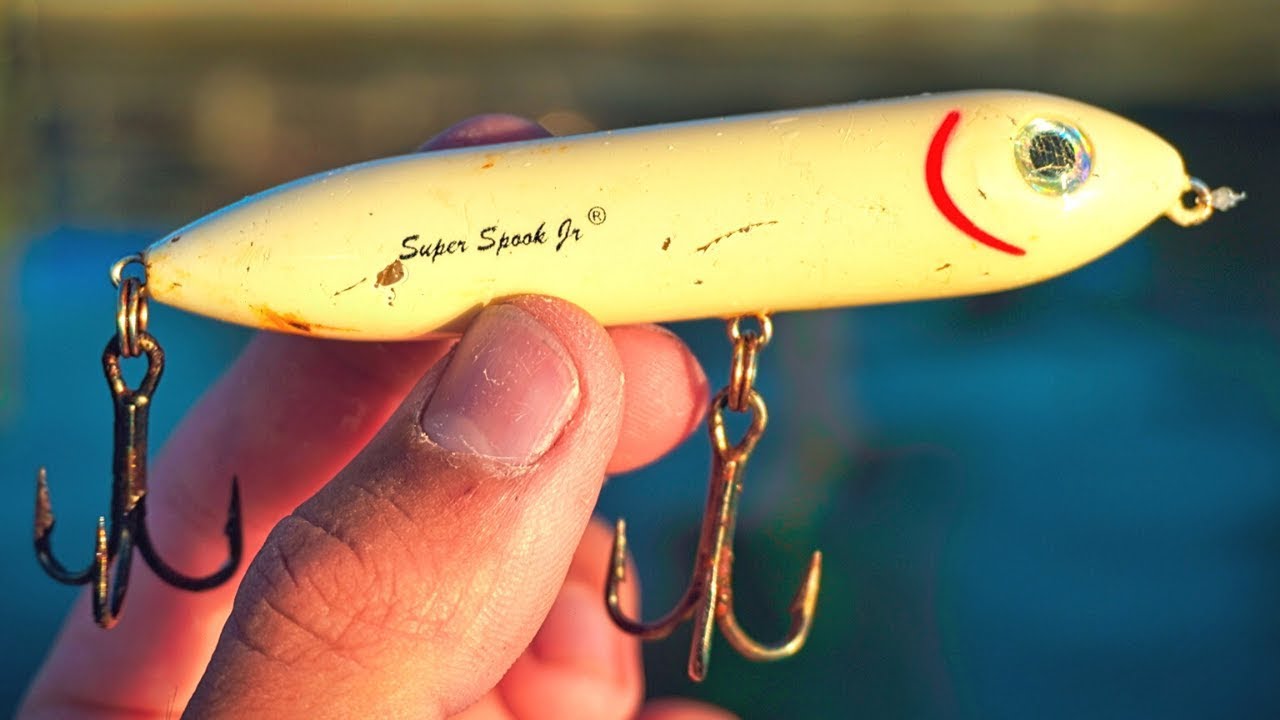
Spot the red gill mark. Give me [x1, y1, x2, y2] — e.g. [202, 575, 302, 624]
[925, 110, 1026, 256]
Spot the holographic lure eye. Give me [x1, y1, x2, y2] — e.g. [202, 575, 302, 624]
[1014, 118, 1093, 195]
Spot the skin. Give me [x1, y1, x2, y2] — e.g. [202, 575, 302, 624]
[20, 115, 734, 720]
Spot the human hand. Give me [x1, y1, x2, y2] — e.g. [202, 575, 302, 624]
[21, 115, 733, 720]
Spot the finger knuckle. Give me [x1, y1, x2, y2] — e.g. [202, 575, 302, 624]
[229, 513, 441, 668]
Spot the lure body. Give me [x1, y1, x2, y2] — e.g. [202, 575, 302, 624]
[143, 90, 1191, 339]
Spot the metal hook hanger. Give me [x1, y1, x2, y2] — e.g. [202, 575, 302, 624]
[605, 314, 823, 681]
[33, 256, 243, 628]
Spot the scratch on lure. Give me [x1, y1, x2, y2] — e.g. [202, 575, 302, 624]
[32, 90, 1241, 679]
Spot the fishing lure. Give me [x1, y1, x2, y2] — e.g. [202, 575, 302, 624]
[33, 90, 1241, 678]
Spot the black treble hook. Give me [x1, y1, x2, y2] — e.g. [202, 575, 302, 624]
[34, 326, 243, 628]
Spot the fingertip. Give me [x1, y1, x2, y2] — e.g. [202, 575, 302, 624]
[501, 519, 642, 720]
[417, 114, 552, 151]
[607, 324, 710, 474]
[637, 698, 741, 720]
[529, 520, 638, 676]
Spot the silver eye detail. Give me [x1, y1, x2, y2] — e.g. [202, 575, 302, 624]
[1014, 118, 1093, 195]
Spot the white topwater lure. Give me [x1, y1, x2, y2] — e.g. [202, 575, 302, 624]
[33, 90, 1242, 678]
[140, 90, 1239, 338]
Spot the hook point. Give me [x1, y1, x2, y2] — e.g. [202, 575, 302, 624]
[92, 515, 126, 630]
[92, 516, 117, 629]
[609, 518, 629, 582]
[34, 468, 54, 539]
[792, 550, 823, 617]
[94, 517, 108, 560]
[226, 476, 243, 534]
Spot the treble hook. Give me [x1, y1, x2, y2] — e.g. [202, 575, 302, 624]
[33, 262, 243, 628]
[606, 315, 822, 681]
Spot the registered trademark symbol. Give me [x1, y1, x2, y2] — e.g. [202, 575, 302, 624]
[587, 206, 607, 225]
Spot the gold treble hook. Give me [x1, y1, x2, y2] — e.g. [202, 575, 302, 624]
[606, 314, 822, 681]
[33, 256, 243, 628]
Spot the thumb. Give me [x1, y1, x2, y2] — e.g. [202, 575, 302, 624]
[186, 296, 624, 718]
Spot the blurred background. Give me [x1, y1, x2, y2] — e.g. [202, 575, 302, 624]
[1, 0, 1277, 717]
